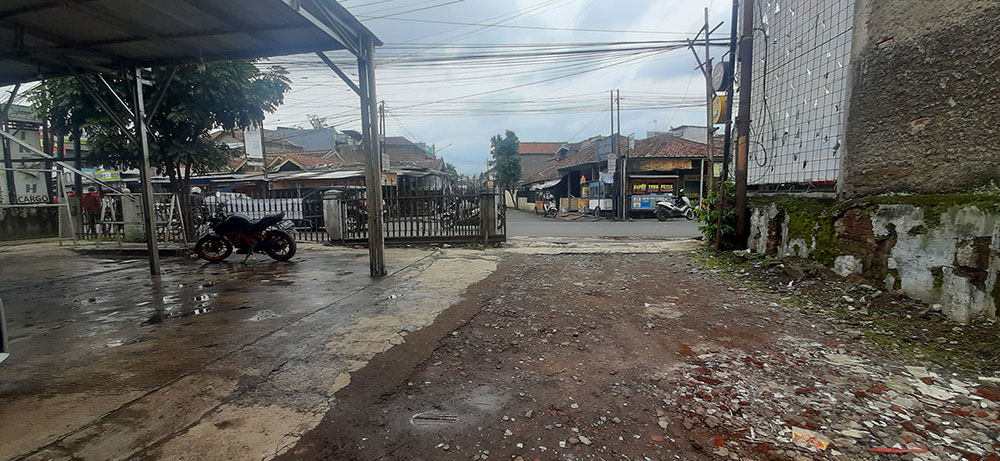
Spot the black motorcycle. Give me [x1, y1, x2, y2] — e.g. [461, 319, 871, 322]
[194, 211, 297, 263]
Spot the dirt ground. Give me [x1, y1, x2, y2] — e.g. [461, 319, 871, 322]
[281, 251, 1000, 461]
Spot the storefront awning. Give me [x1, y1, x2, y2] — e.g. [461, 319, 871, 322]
[530, 178, 563, 190]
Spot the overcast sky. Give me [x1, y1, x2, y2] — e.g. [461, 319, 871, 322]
[265, 0, 733, 174]
[0, 0, 732, 175]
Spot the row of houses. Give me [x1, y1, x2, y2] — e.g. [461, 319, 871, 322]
[184, 127, 451, 195]
[509, 126, 723, 215]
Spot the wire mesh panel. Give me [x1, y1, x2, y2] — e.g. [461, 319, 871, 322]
[747, 0, 855, 189]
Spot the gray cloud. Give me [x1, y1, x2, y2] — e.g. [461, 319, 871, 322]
[267, 0, 730, 174]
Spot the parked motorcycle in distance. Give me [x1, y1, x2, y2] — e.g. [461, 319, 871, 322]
[542, 192, 558, 218]
[655, 190, 696, 221]
[195, 211, 297, 263]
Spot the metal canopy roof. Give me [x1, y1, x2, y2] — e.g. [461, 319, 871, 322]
[0, 0, 382, 86]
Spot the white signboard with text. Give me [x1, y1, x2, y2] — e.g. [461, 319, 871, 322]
[1, 127, 48, 204]
[244, 126, 264, 159]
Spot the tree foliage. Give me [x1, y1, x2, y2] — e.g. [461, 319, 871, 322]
[491, 130, 520, 200]
[307, 114, 329, 129]
[442, 162, 459, 181]
[33, 61, 291, 189]
[695, 181, 738, 250]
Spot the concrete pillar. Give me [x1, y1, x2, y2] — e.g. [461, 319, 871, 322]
[479, 192, 497, 241]
[323, 189, 344, 242]
[120, 194, 145, 242]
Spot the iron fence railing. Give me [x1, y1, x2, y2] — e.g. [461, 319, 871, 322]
[341, 187, 505, 244]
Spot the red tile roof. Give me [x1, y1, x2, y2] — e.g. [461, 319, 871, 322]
[631, 134, 723, 159]
[522, 135, 628, 184]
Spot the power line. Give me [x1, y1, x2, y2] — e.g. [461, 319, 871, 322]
[355, 15, 708, 35]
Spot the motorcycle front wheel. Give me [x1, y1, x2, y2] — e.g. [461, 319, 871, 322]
[195, 234, 233, 262]
[656, 207, 671, 221]
[263, 230, 297, 262]
[685, 209, 696, 220]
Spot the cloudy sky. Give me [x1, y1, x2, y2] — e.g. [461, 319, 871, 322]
[265, 0, 733, 174]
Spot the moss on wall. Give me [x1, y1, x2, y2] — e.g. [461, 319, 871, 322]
[863, 193, 1000, 228]
[750, 196, 848, 265]
[750, 191, 999, 268]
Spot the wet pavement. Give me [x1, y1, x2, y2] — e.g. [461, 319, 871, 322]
[0, 242, 498, 460]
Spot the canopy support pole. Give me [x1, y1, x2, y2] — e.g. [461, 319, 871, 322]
[131, 67, 160, 276]
[358, 36, 385, 277]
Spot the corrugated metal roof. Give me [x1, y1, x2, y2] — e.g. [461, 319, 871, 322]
[0, 0, 381, 86]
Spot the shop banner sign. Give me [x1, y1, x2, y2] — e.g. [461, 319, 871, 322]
[631, 194, 674, 211]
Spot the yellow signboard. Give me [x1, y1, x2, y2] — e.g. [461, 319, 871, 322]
[713, 94, 729, 124]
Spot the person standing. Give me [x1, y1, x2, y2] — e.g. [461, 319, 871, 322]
[81, 186, 101, 236]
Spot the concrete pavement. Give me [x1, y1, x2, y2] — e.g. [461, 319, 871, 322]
[505, 208, 701, 238]
[0, 236, 701, 460]
[0, 242, 498, 460]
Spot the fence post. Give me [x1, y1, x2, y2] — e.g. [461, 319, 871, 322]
[479, 192, 496, 244]
[323, 189, 344, 242]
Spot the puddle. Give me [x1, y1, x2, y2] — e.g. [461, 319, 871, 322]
[141, 306, 214, 326]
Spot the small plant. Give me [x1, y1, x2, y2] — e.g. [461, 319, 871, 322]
[695, 181, 737, 250]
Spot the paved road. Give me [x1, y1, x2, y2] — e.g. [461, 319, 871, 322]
[505, 208, 701, 238]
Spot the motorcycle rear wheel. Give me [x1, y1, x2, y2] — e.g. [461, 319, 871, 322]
[263, 230, 297, 262]
[195, 235, 233, 262]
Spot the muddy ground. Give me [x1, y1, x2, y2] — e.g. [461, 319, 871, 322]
[282, 251, 1000, 461]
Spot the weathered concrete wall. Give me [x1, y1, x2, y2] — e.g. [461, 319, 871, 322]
[0, 207, 60, 241]
[842, 0, 1000, 197]
[749, 195, 1000, 323]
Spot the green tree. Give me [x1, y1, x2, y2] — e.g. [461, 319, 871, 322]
[491, 130, 520, 205]
[442, 162, 459, 182]
[34, 61, 290, 236]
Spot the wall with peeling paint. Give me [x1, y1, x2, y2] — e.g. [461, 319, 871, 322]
[749, 198, 1000, 323]
[841, 0, 1000, 197]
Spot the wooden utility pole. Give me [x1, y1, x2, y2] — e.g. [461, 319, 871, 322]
[703, 7, 715, 194]
[734, 0, 755, 249]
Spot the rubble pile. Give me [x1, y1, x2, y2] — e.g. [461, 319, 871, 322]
[661, 338, 1000, 460]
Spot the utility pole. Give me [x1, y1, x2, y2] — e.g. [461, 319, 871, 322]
[703, 7, 715, 195]
[721, 0, 739, 182]
[616, 89, 621, 153]
[716, 0, 740, 250]
[734, 0, 755, 249]
[688, 9, 721, 200]
[610, 90, 615, 156]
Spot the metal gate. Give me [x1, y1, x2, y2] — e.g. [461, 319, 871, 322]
[340, 186, 506, 244]
[204, 188, 327, 243]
